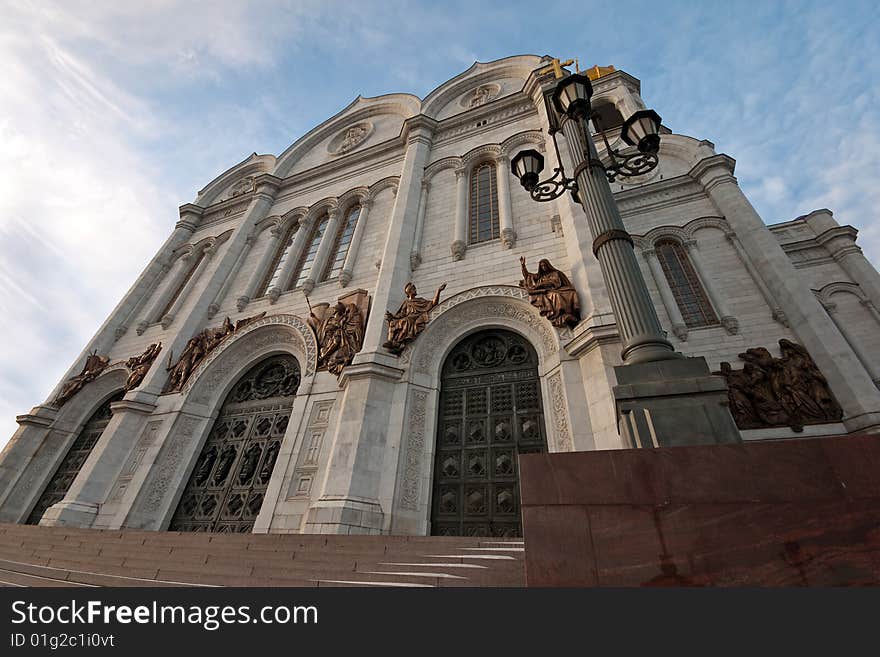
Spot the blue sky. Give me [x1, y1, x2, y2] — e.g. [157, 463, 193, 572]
[1, 0, 878, 448]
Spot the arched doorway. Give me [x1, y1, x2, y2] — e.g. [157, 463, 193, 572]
[169, 354, 300, 533]
[431, 329, 547, 537]
[27, 391, 125, 525]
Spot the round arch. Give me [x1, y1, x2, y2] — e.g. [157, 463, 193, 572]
[392, 286, 573, 535]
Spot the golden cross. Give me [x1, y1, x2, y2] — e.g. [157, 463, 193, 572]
[536, 57, 575, 79]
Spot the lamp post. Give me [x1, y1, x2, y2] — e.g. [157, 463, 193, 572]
[511, 73, 676, 364]
[514, 66, 740, 447]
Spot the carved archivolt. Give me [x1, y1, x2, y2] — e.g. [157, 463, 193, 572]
[632, 215, 729, 249]
[402, 286, 560, 377]
[422, 130, 546, 183]
[813, 281, 870, 308]
[184, 314, 318, 405]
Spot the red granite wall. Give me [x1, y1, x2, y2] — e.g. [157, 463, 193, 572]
[519, 435, 880, 586]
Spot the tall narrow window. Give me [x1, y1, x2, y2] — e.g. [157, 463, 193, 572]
[321, 205, 360, 282]
[290, 214, 329, 290]
[158, 248, 205, 319]
[655, 239, 718, 327]
[258, 223, 298, 296]
[468, 162, 499, 244]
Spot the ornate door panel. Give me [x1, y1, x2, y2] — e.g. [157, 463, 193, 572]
[27, 392, 124, 525]
[431, 330, 547, 537]
[169, 355, 300, 533]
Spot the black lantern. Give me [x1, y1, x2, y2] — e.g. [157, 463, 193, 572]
[551, 73, 593, 119]
[510, 149, 545, 191]
[621, 109, 662, 154]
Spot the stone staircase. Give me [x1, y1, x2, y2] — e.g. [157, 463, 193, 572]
[0, 523, 525, 587]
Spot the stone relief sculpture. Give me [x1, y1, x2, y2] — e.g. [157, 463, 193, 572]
[52, 351, 111, 407]
[339, 125, 368, 153]
[308, 290, 370, 376]
[519, 257, 581, 328]
[714, 339, 843, 432]
[163, 312, 267, 393]
[383, 282, 447, 355]
[227, 176, 255, 199]
[123, 342, 162, 392]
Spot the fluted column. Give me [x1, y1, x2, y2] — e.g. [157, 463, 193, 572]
[451, 167, 467, 260]
[303, 205, 339, 294]
[208, 232, 254, 318]
[496, 155, 516, 248]
[136, 250, 193, 334]
[410, 183, 429, 269]
[340, 199, 371, 286]
[559, 111, 676, 364]
[683, 239, 738, 335]
[237, 225, 283, 310]
[823, 302, 880, 385]
[643, 248, 688, 341]
[270, 215, 314, 302]
[160, 240, 217, 328]
[724, 229, 788, 326]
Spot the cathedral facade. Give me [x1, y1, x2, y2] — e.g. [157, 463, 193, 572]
[2, 55, 879, 537]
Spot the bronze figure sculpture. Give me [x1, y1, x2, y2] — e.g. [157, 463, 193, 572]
[309, 301, 366, 376]
[713, 339, 843, 431]
[123, 343, 162, 392]
[519, 257, 580, 328]
[164, 312, 266, 393]
[383, 282, 447, 355]
[53, 351, 111, 407]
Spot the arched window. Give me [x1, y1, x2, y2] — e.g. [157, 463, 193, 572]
[258, 222, 298, 296]
[290, 214, 329, 290]
[590, 100, 625, 133]
[157, 248, 205, 319]
[654, 239, 718, 327]
[321, 205, 360, 282]
[27, 391, 124, 524]
[468, 162, 499, 244]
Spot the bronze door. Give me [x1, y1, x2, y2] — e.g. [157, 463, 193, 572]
[169, 355, 300, 533]
[27, 391, 124, 525]
[431, 330, 547, 537]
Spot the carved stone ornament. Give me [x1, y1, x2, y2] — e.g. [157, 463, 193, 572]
[460, 83, 500, 109]
[518, 257, 581, 328]
[163, 312, 267, 394]
[329, 122, 373, 155]
[227, 176, 255, 199]
[52, 351, 111, 407]
[383, 281, 447, 355]
[713, 339, 843, 432]
[308, 289, 370, 376]
[123, 343, 162, 392]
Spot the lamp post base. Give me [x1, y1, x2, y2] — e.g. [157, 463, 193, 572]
[614, 356, 741, 447]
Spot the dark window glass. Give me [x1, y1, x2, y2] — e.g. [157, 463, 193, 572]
[468, 163, 499, 245]
[321, 205, 360, 281]
[655, 240, 718, 328]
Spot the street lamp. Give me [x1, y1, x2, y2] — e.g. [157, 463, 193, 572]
[512, 69, 676, 365]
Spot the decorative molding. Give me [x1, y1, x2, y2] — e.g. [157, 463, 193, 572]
[140, 415, 199, 515]
[547, 372, 573, 452]
[184, 315, 318, 405]
[109, 420, 162, 503]
[398, 388, 428, 511]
